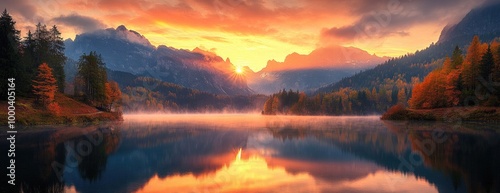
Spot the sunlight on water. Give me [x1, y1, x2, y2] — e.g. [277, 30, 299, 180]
[136, 148, 437, 193]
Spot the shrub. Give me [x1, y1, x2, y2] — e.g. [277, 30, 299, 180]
[381, 104, 408, 120]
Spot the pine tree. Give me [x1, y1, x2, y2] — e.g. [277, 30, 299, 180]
[32, 63, 59, 114]
[479, 45, 494, 80]
[48, 25, 66, 92]
[451, 46, 463, 69]
[76, 52, 108, 107]
[494, 44, 500, 83]
[0, 9, 20, 99]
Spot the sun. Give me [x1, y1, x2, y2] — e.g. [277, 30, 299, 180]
[235, 67, 244, 75]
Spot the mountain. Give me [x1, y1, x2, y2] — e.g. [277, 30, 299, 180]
[248, 45, 388, 94]
[64, 25, 252, 95]
[317, 2, 500, 94]
[438, 2, 500, 44]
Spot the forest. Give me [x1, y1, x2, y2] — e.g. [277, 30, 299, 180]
[1, 9, 270, 115]
[0, 10, 120, 115]
[262, 36, 500, 115]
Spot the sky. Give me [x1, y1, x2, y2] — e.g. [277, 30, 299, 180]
[3, 0, 488, 71]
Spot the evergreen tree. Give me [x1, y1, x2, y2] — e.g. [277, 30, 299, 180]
[479, 45, 494, 80]
[494, 44, 500, 83]
[48, 25, 66, 92]
[75, 51, 107, 107]
[0, 9, 20, 99]
[451, 46, 463, 69]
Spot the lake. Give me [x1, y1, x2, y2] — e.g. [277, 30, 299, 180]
[1, 114, 499, 193]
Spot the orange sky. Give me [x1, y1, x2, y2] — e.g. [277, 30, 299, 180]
[4, 0, 486, 71]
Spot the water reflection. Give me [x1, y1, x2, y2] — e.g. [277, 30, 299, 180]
[0, 115, 499, 193]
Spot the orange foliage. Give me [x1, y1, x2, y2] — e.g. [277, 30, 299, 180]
[105, 81, 122, 112]
[47, 102, 61, 115]
[409, 70, 446, 109]
[444, 69, 462, 106]
[32, 63, 58, 109]
[462, 36, 487, 89]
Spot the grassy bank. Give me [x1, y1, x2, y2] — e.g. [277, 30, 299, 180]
[381, 104, 500, 122]
[1, 93, 122, 126]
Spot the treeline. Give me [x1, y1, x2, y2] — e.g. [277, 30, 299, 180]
[263, 36, 500, 115]
[409, 36, 500, 108]
[0, 10, 65, 98]
[262, 85, 409, 115]
[108, 71, 268, 113]
[0, 10, 121, 114]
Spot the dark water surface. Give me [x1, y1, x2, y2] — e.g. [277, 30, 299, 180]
[1, 114, 499, 193]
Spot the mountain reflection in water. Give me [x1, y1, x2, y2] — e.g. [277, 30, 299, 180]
[1, 115, 499, 193]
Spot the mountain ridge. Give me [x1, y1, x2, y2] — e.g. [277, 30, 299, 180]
[64, 25, 252, 95]
[248, 45, 388, 94]
[317, 3, 500, 94]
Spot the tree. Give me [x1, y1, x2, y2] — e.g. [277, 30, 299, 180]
[462, 36, 485, 89]
[22, 23, 66, 93]
[479, 45, 494, 80]
[494, 44, 500, 83]
[397, 87, 407, 106]
[32, 63, 60, 114]
[75, 52, 108, 108]
[451, 46, 463, 69]
[445, 69, 462, 106]
[442, 57, 453, 73]
[0, 9, 20, 99]
[105, 81, 122, 112]
[263, 96, 274, 115]
[48, 25, 66, 92]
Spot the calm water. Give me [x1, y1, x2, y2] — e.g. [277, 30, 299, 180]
[1, 114, 499, 193]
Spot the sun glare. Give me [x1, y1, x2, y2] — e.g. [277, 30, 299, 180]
[235, 67, 244, 74]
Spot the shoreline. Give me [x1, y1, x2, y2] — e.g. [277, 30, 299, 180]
[381, 106, 500, 122]
[0, 94, 123, 126]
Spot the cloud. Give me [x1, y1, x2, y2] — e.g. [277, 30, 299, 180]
[201, 36, 230, 43]
[320, 0, 484, 43]
[2, 0, 40, 22]
[52, 14, 106, 33]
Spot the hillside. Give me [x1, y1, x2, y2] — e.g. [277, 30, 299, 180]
[0, 93, 121, 125]
[106, 70, 268, 113]
[317, 2, 500, 94]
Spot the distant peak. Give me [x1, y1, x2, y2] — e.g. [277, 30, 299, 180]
[116, 25, 128, 31]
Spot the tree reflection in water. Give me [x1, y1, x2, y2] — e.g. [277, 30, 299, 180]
[1, 116, 499, 193]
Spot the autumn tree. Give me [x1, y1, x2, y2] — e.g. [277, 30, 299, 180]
[105, 81, 122, 112]
[409, 70, 446, 109]
[462, 36, 486, 90]
[0, 9, 21, 99]
[32, 63, 60, 114]
[444, 69, 462, 106]
[397, 87, 407, 106]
